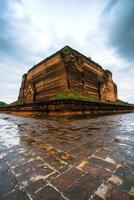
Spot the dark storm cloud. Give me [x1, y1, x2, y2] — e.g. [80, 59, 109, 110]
[0, 2, 12, 54]
[103, 0, 117, 12]
[0, 1, 33, 64]
[104, 0, 134, 62]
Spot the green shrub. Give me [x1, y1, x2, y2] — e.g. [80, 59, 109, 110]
[0, 101, 7, 107]
[62, 46, 71, 55]
[56, 89, 95, 102]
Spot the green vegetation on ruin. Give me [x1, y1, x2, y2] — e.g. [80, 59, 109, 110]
[56, 89, 100, 102]
[62, 46, 71, 55]
[0, 101, 7, 107]
[56, 90, 131, 106]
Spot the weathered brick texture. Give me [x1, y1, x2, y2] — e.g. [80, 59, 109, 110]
[18, 46, 117, 104]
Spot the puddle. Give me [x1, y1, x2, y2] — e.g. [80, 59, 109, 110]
[0, 113, 134, 166]
[0, 118, 19, 148]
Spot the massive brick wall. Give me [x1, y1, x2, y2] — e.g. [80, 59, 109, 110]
[19, 54, 68, 104]
[18, 46, 117, 104]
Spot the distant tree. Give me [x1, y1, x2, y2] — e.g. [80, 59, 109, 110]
[0, 101, 7, 107]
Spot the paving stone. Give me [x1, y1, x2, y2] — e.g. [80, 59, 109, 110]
[58, 164, 70, 174]
[4, 151, 19, 162]
[70, 143, 96, 159]
[96, 182, 134, 200]
[45, 171, 59, 182]
[51, 167, 84, 192]
[44, 155, 65, 170]
[0, 158, 8, 172]
[126, 152, 134, 162]
[5, 153, 29, 168]
[0, 146, 6, 152]
[105, 182, 134, 200]
[38, 165, 53, 175]
[88, 157, 116, 171]
[92, 195, 104, 200]
[64, 173, 102, 200]
[109, 150, 126, 164]
[25, 178, 47, 195]
[34, 185, 65, 200]
[4, 145, 21, 154]
[81, 162, 111, 181]
[0, 169, 18, 196]
[114, 167, 134, 191]
[16, 165, 53, 185]
[114, 167, 132, 179]
[95, 148, 111, 159]
[65, 155, 80, 166]
[1, 114, 134, 199]
[122, 161, 134, 171]
[1, 188, 30, 200]
[108, 175, 123, 186]
[10, 157, 30, 168]
[13, 160, 46, 175]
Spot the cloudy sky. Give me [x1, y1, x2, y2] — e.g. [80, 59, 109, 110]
[0, 0, 134, 103]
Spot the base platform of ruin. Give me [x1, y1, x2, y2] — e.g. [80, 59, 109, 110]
[1, 100, 134, 117]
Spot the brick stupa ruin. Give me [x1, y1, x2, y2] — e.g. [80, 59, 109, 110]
[18, 46, 117, 104]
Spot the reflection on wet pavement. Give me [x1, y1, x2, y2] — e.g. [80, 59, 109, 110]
[0, 113, 134, 199]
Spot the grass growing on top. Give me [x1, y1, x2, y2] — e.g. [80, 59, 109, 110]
[0, 101, 7, 107]
[55, 90, 133, 106]
[56, 89, 96, 102]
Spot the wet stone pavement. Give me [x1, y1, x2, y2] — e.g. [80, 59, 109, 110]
[0, 113, 134, 200]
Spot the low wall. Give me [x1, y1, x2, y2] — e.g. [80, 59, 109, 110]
[0, 100, 134, 116]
